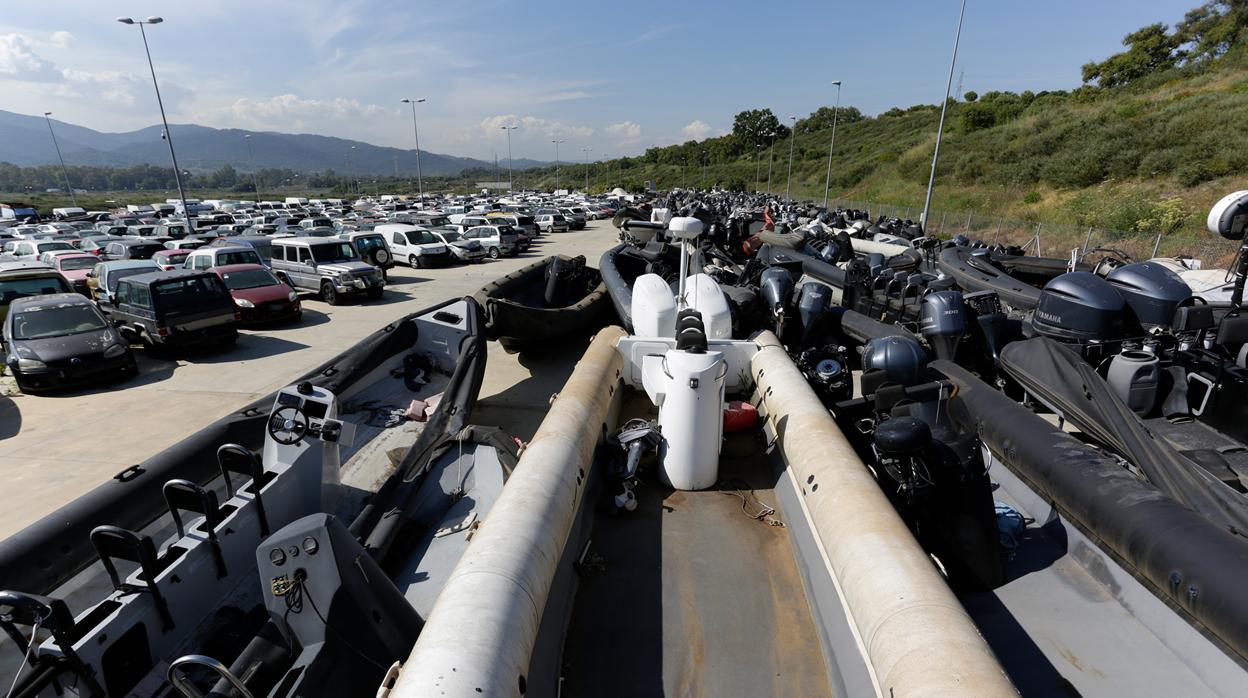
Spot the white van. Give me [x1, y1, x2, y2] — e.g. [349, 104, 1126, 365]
[374, 223, 452, 269]
[51, 207, 86, 220]
[285, 197, 309, 206]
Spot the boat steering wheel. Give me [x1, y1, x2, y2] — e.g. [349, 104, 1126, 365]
[268, 406, 309, 445]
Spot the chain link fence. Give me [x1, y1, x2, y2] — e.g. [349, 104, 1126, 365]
[828, 198, 1240, 269]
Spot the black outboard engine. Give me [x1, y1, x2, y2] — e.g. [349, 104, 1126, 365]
[862, 336, 928, 387]
[759, 266, 795, 336]
[1030, 271, 1126, 342]
[1105, 262, 1193, 329]
[920, 291, 967, 361]
[963, 291, 1009, 369]
[793, 282, 833, 347]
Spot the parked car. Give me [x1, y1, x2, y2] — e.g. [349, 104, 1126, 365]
[49, 253, 99, 295]
[462, 224, 520, 259]
[87, 259, 161, 305]
[269, 238, 384, 305]
[7, 240, 75, 261]
[213, 264, 301, 324]
[101, 239, 164, 262]
[2, 293, 137, 392]
[428, 230, 487, 263]
[337, 230, 396, 277]
[155, 222, 190, 239]
[38, 249, 82, 267]
[375, 224, 451, 269]
[109, 270, 238, 350]
[125, 225, 159, 237]
[79, 236, 127, 256]
[559, 207, 587, 230]
[153, 249, 192, 271]
[164, 239, 207, 251]
[0, 261, 74, 322]
[211, 236, 274, 266]
[487, 213, 538, 238]
[183, 245, 264, 271]
[536, 213, 570, 233]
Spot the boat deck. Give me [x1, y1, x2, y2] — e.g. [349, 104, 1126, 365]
[561, 397, 833, 697]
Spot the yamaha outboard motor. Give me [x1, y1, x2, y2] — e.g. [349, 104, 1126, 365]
[1105, 262, 1193, 329]
[795, 282, 833, 348]
[920, 291, 967, 361]
[759, 266, 795, 336]
[862, 335, 928, 387]
[963, 291, 1008, 369]
[1031, 272, 1126, 342]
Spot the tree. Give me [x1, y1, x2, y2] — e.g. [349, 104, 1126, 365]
[963, 91, 978, 102]
[1081, 23, 1183, 87]
[731, 109, 787, 147]
[794, 106, 864, 134]
[1177, 0, 1248, 60]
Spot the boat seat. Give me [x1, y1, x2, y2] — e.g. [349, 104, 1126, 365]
[218, 443, 271, 536]
[1215, 315, 1248, 364]
[163, 479, 228, 579]
[90, 526, 175, 632]
[0, 591, 104, 696]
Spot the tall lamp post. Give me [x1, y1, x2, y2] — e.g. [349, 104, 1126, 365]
[784, 115, 797, 202]
[501, 125, 518, 192]
[42, 113, 77, 206]
[755, 144, 763, 192]
[822, 80, 843, 209]
[921, 0, 968, 230]
[244, 134, 261, 201]
[116, 16, 190, 225]
[581, 147, 592, 192]
[766, 136, 775, 195]
[346, 145, 356, 196]
[400, 98, 426, 203]
[551, 139, 566, 191]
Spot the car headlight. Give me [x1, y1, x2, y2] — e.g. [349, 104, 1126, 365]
[103, 343, 127, 358]
[287, 291, 298, 302]
[17, 358, 46, 371]
[235, 298, 255, 308]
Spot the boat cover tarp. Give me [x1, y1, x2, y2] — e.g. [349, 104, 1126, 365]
[473, 255, 610, 352]
[938, 247, 1043, 310]
[935, 358, 1248, 662]
[0, 297, 486, 595]
[1000, 337, 1248, 536]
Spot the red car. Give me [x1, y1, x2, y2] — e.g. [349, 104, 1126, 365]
[212, 264, 301, 323]
[52, 253, 100, 296]
[153, 249, 191, 271]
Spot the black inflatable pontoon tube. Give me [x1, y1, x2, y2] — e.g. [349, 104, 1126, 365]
[840, 309, 914, 343]
[934, 359, 1248, 663]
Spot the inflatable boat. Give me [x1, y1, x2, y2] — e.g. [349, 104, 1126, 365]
[472, 254, 610, 353]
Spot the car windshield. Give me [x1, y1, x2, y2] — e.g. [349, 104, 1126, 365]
[58, 257, 97, 271]
[39, 242, 74, 252]
[440, 232, 462, 242]
[311, 242, 358, 263]
[220, 268, 279, 290]
[106, 267, 155, 292]
[217, 250, 262, 266]
[153, 276, 229, 312]
[353, 235, 385, 253]
[426, 216, 451, 227]
[12, 305, 106, 339]
[0, 276, 71, 303]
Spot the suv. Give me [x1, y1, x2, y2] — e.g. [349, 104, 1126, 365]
[270, 238, 384, 305]
[87, 260, 161, 305]
[0, 261, 73, 321]
[183, 246, 264, 271]
[376, 224, 451, 269]
[536, 213, 570, 233]
[337, 230, 397, 278]
[462, 225, 520, 259]
[110, 270, 238, 350]
[488, 213, 538, 238]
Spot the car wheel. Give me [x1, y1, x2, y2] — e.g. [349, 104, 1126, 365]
[489, 247, 501, 259]
[367, 287, 383, 300]
[409, 254, 421, 269]
[320, 280, 339, 305]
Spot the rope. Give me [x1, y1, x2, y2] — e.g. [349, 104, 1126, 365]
[4, 618, 41, 698]
[719, 479, 784, 527]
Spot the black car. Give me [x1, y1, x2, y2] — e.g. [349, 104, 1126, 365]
[2, 293, 137, 392]
[110, 270, 238, 351]
[101, 239, 165, 262]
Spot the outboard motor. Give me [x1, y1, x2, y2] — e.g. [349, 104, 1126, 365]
[759, 266, 795, 335]
[920, 291, 967, 361]
[1106, 262, 1193, 329]
[795, 282, 833, 348]
[1031, 272, 1126, 342]
[873, 417, 934, 504]
[862, 336, 928, 387]
[964, 291, 1008, 368]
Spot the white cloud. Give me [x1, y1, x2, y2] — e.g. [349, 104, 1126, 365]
[680, 120, 725, 140]
[216, 94, 396, 130]
[49, 31, 72, 49]
[479, 114, 594, 140]
[607, 121, 642, 139]
[59, 69, 143, 106]
[0, 33, 59, 81]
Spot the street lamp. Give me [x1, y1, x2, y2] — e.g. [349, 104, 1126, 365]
[551, 139, 566, 191]
[116, 16, 190, 226]
[42, 112, 77, 207]
[755, 144, 763, 192]
[766, 136, 774, 195]
[581, 147, 593, 192]
[921, 0, 967, 230]
[244, 134, 261, 200]
[785, 115, 797, 202]
[400, 98, 426, 203]
[501, 125, 518, 192]
[822, 80, 843, 209]
[346, 145, 356, 196]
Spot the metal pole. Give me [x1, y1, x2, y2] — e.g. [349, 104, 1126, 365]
[994, 219, 1002, 245]
[403, 99, 426, 204]
[502, 126, 517, 191]
[920, 0, 967, 230]
[1083, 226, 1093, 254]
[1033, 223, 1042, 256]
[822, 81, 842, 209]
[551, 140, 565, 191]
[133, 21, 190, 226]
[766, 138, 774, 195]
[755, 146, 762, 192]
[244, 135, 261, 201]
[1152, 231, 1163, 258]
[939, 211, 947, 235]
[785, 116, 797, 202]
[965, 211, 972, 235]
[42, 113, 77, 207]
[582, 147, 592, 191]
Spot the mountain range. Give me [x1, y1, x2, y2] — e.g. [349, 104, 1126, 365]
[0, 109, 547, 176]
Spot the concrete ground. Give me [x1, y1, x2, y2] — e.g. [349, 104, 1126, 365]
[0, 221, 619, 538]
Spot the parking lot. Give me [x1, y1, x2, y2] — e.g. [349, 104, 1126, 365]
[0, 221, 618, 538]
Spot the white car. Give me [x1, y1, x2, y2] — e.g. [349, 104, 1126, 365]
[375, 223, 453, 268]
[430, 230, 487, 263]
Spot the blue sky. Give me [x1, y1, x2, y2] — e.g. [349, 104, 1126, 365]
[0, 0, 1199, 162]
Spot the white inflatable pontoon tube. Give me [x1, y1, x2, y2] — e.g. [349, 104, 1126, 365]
[850, 236, 912, 259]
[388, 326, 626, 697]
[750, 332, 1016, 697]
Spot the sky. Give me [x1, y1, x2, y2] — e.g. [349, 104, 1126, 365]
[0, 0, 1201, 163]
